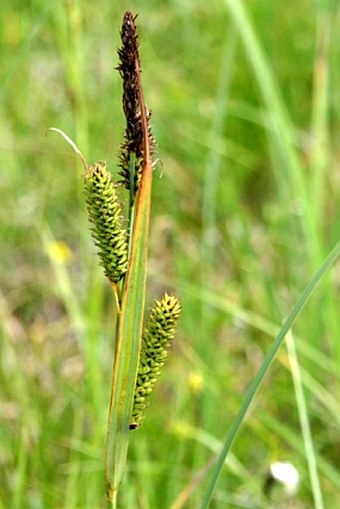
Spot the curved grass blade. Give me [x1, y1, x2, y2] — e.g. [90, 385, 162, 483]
[200, 240, 340, 509]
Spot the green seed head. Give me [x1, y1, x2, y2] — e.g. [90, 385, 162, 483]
[130, 293, 181, 429]
[83, 161, 128, 283]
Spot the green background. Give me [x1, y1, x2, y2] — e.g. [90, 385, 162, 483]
[1, 0, 339, 507]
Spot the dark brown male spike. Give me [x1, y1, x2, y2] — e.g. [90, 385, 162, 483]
[117, 11, 154, 197]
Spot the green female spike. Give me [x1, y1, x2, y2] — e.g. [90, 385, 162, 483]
[130, 293, 182, 429]
[83, 161, 128, 284]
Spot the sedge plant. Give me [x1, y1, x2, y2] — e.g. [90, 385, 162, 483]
[46, 8, 340, 509]
[48, 12, 181, 508]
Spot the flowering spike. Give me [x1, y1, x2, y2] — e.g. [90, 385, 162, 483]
[130, 293, 181, 429]
[83, 162, 128, 283]
[117, 11, 155, 196]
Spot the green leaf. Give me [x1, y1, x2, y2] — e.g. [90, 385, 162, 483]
[200, 239, 340, 509]
[105, 103, 153, 506]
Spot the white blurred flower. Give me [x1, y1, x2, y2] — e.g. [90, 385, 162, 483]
[269, 461, 300, 495]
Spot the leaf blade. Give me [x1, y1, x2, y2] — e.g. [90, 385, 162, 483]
[105, 76, 153, 504]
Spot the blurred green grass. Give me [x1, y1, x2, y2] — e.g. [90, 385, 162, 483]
[0, 0, 339, 508]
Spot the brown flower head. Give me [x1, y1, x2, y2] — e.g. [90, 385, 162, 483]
[117, 11, 155, 197]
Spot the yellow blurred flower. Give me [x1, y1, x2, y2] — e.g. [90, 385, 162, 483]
[187, 371, 204, 395]
[46, 241, 73, 265]
[170, 420, 192, 438]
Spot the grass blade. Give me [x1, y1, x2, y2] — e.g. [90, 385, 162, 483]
[286, 331, 324, 509]
[200, 240, 340, 508]
[105, 67, 153, 505]
[223, 0, 322, 269]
